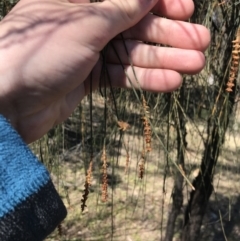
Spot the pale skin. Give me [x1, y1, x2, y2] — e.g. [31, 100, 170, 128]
[0, 0, 210, 143]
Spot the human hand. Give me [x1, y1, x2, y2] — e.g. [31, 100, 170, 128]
[0, 0, 210, 143]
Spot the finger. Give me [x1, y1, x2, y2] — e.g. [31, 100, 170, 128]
[110, 65, 182, 92]
[69, 0, 90, 3]
[106, 40, 205, 74]
[85, 63, 182, 94]
[71, 0, 158, 51]
[123, 15, 211, 51]
[69, 0, 194, 20]
[151, 0, 194, 20]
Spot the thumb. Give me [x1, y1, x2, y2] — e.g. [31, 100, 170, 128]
[81, 0, 158, 51]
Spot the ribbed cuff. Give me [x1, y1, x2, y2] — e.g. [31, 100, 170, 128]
[0, 115, 67, 240]
[0, 180, 67, 241]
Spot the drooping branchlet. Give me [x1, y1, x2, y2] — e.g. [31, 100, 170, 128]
[142, 95, 152, 152]
[101, 146, 108, 202]
[81, 160, 93, 212]
[139, 150, 145, 179]
[226, 28, 240, 92]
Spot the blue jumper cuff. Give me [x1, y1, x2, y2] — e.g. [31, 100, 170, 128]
[0, 115, 67, 241]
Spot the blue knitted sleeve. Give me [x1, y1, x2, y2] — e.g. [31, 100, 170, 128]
[0, 115, 67, 241]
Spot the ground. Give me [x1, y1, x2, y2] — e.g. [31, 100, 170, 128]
[42, 94, 240, 241]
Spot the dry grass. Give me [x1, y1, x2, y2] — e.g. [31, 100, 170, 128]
[41, 93, 240, 241]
